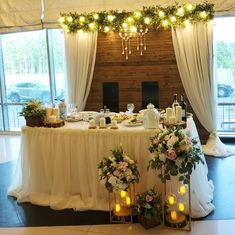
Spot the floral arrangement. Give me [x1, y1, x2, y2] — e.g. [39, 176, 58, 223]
[148, 126, 203, 184]
[20, 100, 46, 118]
[97, 146, 140, 192]
[135, 188, 162, 223]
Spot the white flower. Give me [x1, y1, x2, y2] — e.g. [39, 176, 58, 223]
[113, 170, 120, 176]
[159, 153, 166, 162]
[100, 178, 106, 185]
[124, 168, 132, 177]
[108, 176, 117, 185]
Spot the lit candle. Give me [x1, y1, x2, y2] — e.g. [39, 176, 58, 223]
[168, 195, 175, 205]
[171, 211, 177, 221]
[120, 191, 126, 198]
[175, 106, 182, 123]
[179, 185, 186, 196]
[165, 107, 172, 122]
[178, 202, 185, 212]
[48, 115, 56, 123]
[126, 196, 131, 206]
[115, 203, 121, 212]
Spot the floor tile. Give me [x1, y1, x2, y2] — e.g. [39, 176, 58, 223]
[0, 226, 87, 235]
[194, 220, 235, 235]
[88, 223, 193, 235]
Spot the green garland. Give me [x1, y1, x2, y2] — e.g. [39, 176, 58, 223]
[58, 2, 214, 33]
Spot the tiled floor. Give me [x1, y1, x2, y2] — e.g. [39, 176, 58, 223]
[0, 220, 235, 235]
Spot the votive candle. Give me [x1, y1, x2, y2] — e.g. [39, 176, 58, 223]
[115, 203, 121, 212]
[178, 202, 185, 212]
[126, 196, 131, 206]
[168, 195, 175, 205]
[120, 191, 126, 198]
[171, 211, 178, 221]
[179, 185, 186, 196]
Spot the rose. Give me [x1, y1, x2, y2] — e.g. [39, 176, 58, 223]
[145, 194, 153, 202]
[117, 161, 128, 171]
[166, 149, 177, 160]
[153, 139, 160, 145]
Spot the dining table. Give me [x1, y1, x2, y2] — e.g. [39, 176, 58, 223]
[8, 115, 214, 218]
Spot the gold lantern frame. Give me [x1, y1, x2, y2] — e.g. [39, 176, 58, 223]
[109, 184, 136, 223]
[161, 172, 192, 231]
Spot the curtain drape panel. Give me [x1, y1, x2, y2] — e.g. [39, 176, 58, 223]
[172, 22, 235, 157]
[0, 0, 42, 33]
[64, 31, 97, 111]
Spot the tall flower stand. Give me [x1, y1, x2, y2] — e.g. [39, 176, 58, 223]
[109, 184, 135, 223]
[162, 177, 192, 231]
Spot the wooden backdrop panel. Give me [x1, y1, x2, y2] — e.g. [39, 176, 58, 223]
[85, 29, 209, 143]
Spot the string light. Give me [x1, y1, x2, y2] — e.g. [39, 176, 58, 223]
[104, 26, 110, 32]
[127, 17, 133, 22]
[184, 19, 191, 26]
[170, 16, 176, 22]
[130, 26, 137, 32]
[58, 17, 65, 23]
[144, 17, 151, 24]
[134, 11, 141, 18]
[93, 13, 99, 20]
[107, 15, 115, 22]
[177, 7, 185, 16]
[122, 22, 128, 29]
[79, 16, 85, 22]
[186, 4, 193, 11]
[162, 20, 169, 27]
[158, 10, 165, 18]
[89, 23, 95, 29]
[67, 16, 73, 22]
[200, 11, 208, 18]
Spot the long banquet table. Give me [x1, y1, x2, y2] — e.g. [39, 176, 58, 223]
[8, 117, 214, 218]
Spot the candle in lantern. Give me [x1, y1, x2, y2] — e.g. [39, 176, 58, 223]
[115, 203, 121, 212]
[120, 191, 127, 198]
[126, 196, 131, 206]
[168, 195, 175, 205]
[171, 211, 178, 221]
[178, 202, 185, 212]
[179, 185, 186, 196]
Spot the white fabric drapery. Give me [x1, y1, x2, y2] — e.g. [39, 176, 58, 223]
[8, 117, 214, 218]
[64, 31, 97, 111]
[0, 0, 42, 33]
[172, 22, 235, 157]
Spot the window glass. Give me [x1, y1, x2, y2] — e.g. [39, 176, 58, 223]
[214, 17, 235, 133]
[2, 30, 50, 104]
[0, 106, 3, 131]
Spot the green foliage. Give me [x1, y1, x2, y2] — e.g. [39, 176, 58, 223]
[59, 2, 214, 33]
[134, 188, 162, 222]
[20, 100, 46, 118]
[148, 126, 204, 184]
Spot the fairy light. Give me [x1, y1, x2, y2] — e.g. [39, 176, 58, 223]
[186, 3, 193, 11]
[170, 16, 176, 22]
[158, 10, 165, 18]
[93, 13, 99, 20]
[130, 26, 137, 32]
[168, 195, 175, 205]
[179, 185, 186, 196]
[126, 196, 131, 206]
[184, 19, 190, 26]
[162, 20, 169, 27]
[58, 17, 65, 23]
[127, 17, 133, 23]
[79, 16, 85, 22]
[104, 26, 110, 32]
[122, 22, 128, 29]
[177, 7, 185, 16]
[115, 203, 121, 212]
[107, 15, 115, 22]
[178, 202, 185, 212]
[89, 23, 95, 29]
[67, 16, 73, 22]
[144, 17, 151, 24]
[200, 11, 208, 18]
[134, 11, 141, 18]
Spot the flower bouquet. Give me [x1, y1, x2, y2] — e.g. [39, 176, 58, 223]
[135, 188, 162, 229]
[148, 126, 203, 184]
[20, 100, 46, 127]
[97, 146, 140, 192]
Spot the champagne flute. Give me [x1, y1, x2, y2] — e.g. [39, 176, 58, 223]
[127, 103, 135, 114]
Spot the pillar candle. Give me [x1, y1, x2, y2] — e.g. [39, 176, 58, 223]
[111, 120, 118, 127]
[53, 108, 60, 120]
[175, 106, 182, 123]
[48, 115, 56, 123]
[99, 117, 106, 127]
[169, 116, 176, 124]
[89, 119, 96, 127]
[171, 211, 177, 221]
[166, 107, 173, 122]
[46, 108, 52, 122]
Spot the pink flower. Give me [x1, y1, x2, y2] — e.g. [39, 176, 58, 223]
[166, 149, 177, 160]
[145, 194, 153, 202]
[153, 139, 159, 145]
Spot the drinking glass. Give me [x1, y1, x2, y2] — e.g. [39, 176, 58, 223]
[127, 103, 135, 113]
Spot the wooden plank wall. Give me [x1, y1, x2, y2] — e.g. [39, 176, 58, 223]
[85, 29, 209, 143]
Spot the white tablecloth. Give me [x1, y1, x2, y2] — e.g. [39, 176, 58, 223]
[8, 117, 214, 218]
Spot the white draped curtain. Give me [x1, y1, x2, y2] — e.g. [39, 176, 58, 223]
[64, 31, 98, 111]
[172, 22, 235, 157]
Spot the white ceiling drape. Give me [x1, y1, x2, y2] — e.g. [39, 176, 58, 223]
[43, 0, 235, 28]
[0, 0, 42, 33]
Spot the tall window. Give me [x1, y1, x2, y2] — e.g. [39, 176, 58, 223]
[0, 29, 65, 131]
[214, 17, 235, 134]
